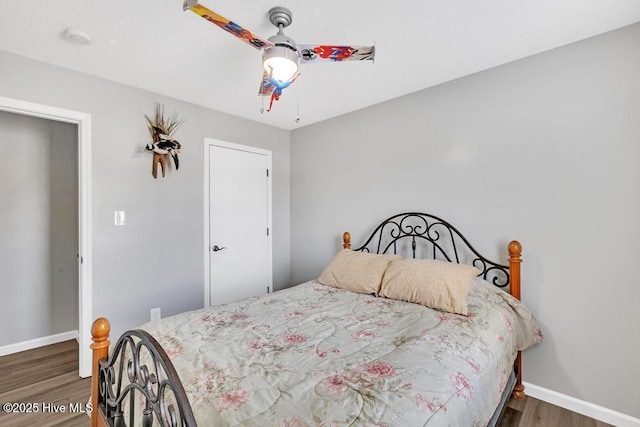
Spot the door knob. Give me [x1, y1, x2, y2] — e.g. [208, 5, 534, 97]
[212, 245, 227, 252]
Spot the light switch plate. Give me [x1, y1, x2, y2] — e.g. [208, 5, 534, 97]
[114, 210, 126, 226]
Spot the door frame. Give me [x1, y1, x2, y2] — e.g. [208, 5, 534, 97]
[203, 138, 272, 307]
[0, 96, 93, 378]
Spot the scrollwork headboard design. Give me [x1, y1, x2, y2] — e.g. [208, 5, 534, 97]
[349, 212, 511, 288]
[96, 326, 196, 427]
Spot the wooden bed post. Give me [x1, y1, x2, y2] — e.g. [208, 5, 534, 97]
[508, 241, 521, 300]
[90, 318, 110, 427]
[343, 232, 351, 249]
[508, 240, 525, 400]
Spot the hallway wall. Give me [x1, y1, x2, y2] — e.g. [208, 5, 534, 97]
[0, 111, 78, 346]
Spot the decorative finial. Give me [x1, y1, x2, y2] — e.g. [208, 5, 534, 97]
[343, 232, 351, 249]
[508, 240, 522, 258]
[91, 317, 111, 342]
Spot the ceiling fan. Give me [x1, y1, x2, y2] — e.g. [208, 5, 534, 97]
[183, 0, 375, 113]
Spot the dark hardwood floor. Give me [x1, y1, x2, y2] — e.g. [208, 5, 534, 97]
[0, 340, 91, 426]
[0, 340, 611, 427]
[497, 393, 611, 427]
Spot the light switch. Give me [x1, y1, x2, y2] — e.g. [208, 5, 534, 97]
[114, 210, 126, 226]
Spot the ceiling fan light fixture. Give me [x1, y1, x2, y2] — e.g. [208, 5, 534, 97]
[263, 45, 299, 83]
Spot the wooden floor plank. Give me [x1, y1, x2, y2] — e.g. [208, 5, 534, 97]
[0, 407, 90, 427]
[0, 357, 78, 394]
[506, 395, 527, 412]
[497, 406, 523, 427]
[517, 396, 612, 427]
[0, 340, 77, 370]
[0, 340, 90, 427]
[0, 371, 84, 403]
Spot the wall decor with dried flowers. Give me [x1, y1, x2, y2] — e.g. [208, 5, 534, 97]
[144, 103, 184, 179]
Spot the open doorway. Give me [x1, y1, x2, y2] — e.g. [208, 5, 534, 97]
[0, 96, 92, 377]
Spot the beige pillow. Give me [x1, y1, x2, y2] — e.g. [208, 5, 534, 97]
[379, 258, 480, 315]
[318, 249, 400, 295]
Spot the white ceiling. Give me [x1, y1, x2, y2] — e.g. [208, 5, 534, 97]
[1, 1, 639, 130]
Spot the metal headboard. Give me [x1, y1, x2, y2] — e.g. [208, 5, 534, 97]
[352, 212, 510, 288]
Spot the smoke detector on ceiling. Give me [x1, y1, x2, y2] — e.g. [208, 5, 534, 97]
[63, 28, 92, 45]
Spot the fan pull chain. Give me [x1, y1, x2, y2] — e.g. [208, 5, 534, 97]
[294, 82, 301, 123]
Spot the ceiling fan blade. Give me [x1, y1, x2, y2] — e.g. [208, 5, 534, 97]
[183, 0, 274, 50]
[298, 44, 375, 63]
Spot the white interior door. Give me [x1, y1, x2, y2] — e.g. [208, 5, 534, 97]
[207, 141, 271, 306]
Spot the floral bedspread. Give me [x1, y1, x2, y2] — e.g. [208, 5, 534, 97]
[141, 279, 542, 426]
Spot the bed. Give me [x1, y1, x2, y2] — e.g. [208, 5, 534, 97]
[89, 212, 542, 427]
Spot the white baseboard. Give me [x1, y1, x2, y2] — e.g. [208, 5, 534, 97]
[0, 330, 79, 356]
[524, 381, 640, 427]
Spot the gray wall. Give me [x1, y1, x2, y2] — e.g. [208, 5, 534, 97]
[290, 23, 640, 418]
[0, 50, 291, 342]
[0, 112, 78, 346]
